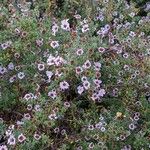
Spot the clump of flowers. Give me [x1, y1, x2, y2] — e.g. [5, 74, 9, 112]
[0, 0, 150, 150]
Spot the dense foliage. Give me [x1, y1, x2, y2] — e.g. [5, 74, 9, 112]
[0, 0, 150, 149]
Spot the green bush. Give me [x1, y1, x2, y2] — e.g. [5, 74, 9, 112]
[0, 0, 150, 149]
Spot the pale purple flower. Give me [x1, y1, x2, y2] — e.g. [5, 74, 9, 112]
[64, 101, 71, 108]
[38, 64, 45, 71]
[17, 72, 25, 79]
[82, 60, 91, 69]
[74, 14, 81, 19]
[0, 66, 7, 74]
[0, 145, 8, 150]
[48, 113, 57, 120]
[50, 41, 59, 49]
[93, 79, 102, 87]
[46, 71, 53, 79]
[36, 39, 43, 47]
[24, 93, 31, 101]
[83, 80, 90, 90]
[48, 90, 57, 99]
[98, 47, 105, 53]
[77, 85, 84, 95]
[59, 81, 69, 90]
[47, 54, 55, 66]
[24, 113, 31, 120]
[98, 89, 106, 97]
[61, 19, 70, 31]
[34, 133, 41, 140]
[91, 93, 99, 101]
[76, 48, 84, 56]
[27, 104, 32, 111]
[9, 75, 16, 83]
[129, 123, 136, 130]
[18, 133, 26, 143]
[52, 23, 59, 35]
[54, 56, 66, 66]
[81, 24, 89, 33]
[5, 129, 12, 137]
[76, 66, 83, 75]
[94, 62, 102, 71]
[123, 53, 129, 58]
[8, 62, 14, 70]
[7, 135, 16, 145]
[34, 105, 41, 112]
[81, 76, 88, 82]
[100, 126, 106, 132]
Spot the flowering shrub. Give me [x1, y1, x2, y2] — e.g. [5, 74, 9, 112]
[0, 0, 150, 150]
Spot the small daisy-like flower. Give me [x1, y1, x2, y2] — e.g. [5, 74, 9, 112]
[61, 129, 66, 135]
[47, 54, 55, 66]
[76, 146, 83, 150]
[98, 89, 106, 97]
[83, 80, 90, 90]
[93, 79, 102, 87]
[34, 105, 41, 112]
[14, 28, 21, 34]
[123, 65, 130, 71]
[0, 145, 8, 150]
[1, 43, 8, 50]
[88, 142, 94, 149]
[7, 135, 16, 145]
[38, 64, 45, 71]
[18, 133, 26, 143]
[50, 41, 59, 49]
[119, 134, 126, 141]
[34, 133, 41, 140]
[76, 48, 84, 56]
[91, 93, 99, 101]
[129, 31, 136, 37]
[54, 127, 60, 133]
[77, 85, 84, 95]
[52, 23, 59, 36]
[36, 39, 43, 47]
[14, 52, 20, 58]
[46, 71, 53, 79]
[81, 76, 88, 82]
[54, 56, 66, 66]
[5, 129, 12, 137]
[88, 125, 94, 130]
[98, 47, 105, 53]
[123, 53, 129, 58]
[59, 81, 69, 90]
[74, 14, 81, 19]
[9, 75, 16, 83]
[48, 90, 57, 99]
[0, 66, 7, 74]
[24, 93, 31, 101]
[100, 126, 106, 132]
[64, 101, 71, 108]
[17, 72, 25, 79]
[81, 24, 89, 33]
[48, 113, 57, 120]
[82, 60, 91, 69]
[75, 66, 83, 75]
[95, 122, 103, 129]
[16, 121, 24, 126]
[129, 123, 136, 130]
[24, 113, 31, 120]
[94, 62, 101, 71]
[8, 62, 14, 70]
[27, 104, 32, 111]
[133, 116, 139, 121]
[61, 19, 70, 31]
